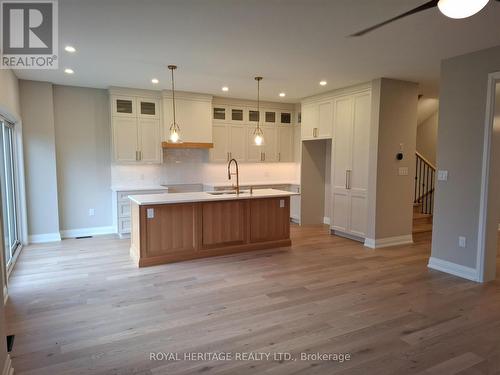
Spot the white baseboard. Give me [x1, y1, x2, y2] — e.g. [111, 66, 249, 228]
[28, 232, 61, 244]
[3, 285, 7, 305]
[323, 216, 331, 225]
[331, 229, 365, 243]
[60, 226, 116, 239]
[2, 354, 14, 375]
[364, 234, 414, 249]
[290, 216, 300, 224]
[428, 256, 479, 282]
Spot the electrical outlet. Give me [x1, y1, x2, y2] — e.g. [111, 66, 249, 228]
[88, 208, 95, 216]
[147, 208, 155, 219]
[280, 199, 285, 208]
[398, 167, 409, 176]
[459, 236, 466, 248]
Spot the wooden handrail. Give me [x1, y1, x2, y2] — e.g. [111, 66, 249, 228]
[415, 151, 436, 171]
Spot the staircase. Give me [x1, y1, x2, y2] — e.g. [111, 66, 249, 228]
[413, 152, 436, 234]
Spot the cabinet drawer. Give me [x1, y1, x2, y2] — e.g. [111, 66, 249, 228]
[118, 218, 131, 234]
[118, 201, 131, 218]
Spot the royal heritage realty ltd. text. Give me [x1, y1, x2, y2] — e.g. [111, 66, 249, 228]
[150, 352, 352, 363]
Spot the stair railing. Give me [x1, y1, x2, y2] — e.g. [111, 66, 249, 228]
[414, 152, 436, 215]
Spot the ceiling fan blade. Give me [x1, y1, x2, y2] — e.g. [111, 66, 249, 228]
[350, 0, 439, 37]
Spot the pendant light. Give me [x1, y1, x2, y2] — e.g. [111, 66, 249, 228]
[167, 65, 182, 143]
[253, 76, 264, 146]
[438, 0, 489, 19]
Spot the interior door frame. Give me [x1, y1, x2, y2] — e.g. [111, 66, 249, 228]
[477, 71, 500, 282]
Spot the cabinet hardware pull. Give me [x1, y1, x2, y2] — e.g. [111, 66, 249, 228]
[347, 170, 352, 190]
[139, 151, 142, 161]
[263, 152, 266, 162]
[136, 151, 139, 161]
[345, 170, 348, 189]
[278, 152, 281, 162]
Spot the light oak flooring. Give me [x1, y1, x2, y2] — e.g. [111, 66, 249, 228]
[5, 226, 500, 375]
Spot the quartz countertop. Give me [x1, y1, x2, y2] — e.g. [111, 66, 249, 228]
[203, 181, 300, 188]
[110, 185, 169, 192]
[129, 188, 299, 206]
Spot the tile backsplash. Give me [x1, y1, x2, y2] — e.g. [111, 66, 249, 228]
[111, 149, 300, 188]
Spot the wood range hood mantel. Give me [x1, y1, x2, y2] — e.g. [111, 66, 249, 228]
[162, 142, 213, 149]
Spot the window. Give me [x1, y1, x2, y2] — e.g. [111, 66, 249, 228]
[0, 118, 20, 271]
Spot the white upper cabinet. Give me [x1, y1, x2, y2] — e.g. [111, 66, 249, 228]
[318, 101, 333, 138]
[113, 117, 138, 162]
[263, 110, 277, 126]
[279, 111, 293, 126]
[138, 118, 161, 163]
[163, 92, 213, 143]
[212, 106, 228, 123]
[301, 103, 319, 140]
[210, 124, 229, 162]
[229, 124, 247, 160]
[263, 126, 277, 162]
[278, 126, 294, 162]
[301, 100, 333, 140]
[111, 91, 162, 164]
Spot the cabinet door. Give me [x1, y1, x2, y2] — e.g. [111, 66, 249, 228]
[165, 98, 212, 143]
[112, 96, 136, 117]
[212, 106, 228, 123]
[138, 98, 160, 119]
[229, 125, 247, 161]
[318, 100, 333, 138]
[210, 124, 229, 162]
[348, 92, 371, 237]
[263, 126, 277, 162]
[138, 118, 161, 163]
[277, 126, 293, 162]
[113, 117, 138, 162]
[301, 103, 318, 140]
[293, 125, 301, 163]
[331, 96, 353, 232]
[264, 109, 277, 126]
[247, 127, 263, 162]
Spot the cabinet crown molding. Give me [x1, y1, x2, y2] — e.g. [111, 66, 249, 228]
[162, 90, 213, 102]
[109, 86, 161, 99]
[301, 82, 372, 105]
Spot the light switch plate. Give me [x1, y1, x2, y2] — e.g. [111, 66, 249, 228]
[459, 236, 466, 248]
[438, 170, 448, 181]
[280, 199, 285, 208]
[398, 167, 409, 176]
[147, 208, 155, 219]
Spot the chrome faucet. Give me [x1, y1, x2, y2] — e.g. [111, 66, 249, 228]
[227, 158, 240, 194]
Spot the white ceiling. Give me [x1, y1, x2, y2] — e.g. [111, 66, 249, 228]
[13, 0, 500, 102]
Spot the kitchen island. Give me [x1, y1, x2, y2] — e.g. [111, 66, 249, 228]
[128, 189, 299, 267]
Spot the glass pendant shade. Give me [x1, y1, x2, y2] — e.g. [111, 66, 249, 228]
[438, 0, 489, 19]
[253, 76, 264, 146]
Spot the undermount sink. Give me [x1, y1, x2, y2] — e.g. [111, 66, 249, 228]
[207, 190, 249, 195]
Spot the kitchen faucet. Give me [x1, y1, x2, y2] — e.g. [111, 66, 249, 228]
[227, 158, 240, 194]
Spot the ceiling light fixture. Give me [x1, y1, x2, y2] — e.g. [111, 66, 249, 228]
[64, 45, 76, 53]
[64, 68, 74, 74]
[253, 76, 264, 146]
[151, 78, 159, 84]
[319, 80, 327, 86]
[279, 92, 286, 97]
[222, 86, 229, 92]
[438, 0, 489, 19]
[167, 65, 182, 144]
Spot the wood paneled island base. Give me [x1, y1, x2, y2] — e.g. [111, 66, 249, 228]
[130, 192, 293, 267]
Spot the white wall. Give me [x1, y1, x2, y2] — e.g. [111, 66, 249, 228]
[53, 85, 112, 232]
[367, 78, 418, 242]
[417, 111, 438, 166]
[430, 46, 500, 281]
[19, 80, 61, 241]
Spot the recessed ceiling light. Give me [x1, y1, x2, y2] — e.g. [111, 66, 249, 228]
[319, 80, 327, 86]
[64, 45, 76, 53]
[279, 92, 286, 97]
[64, 68, 74, 74]
[222, 86, 229, 92]
[151, 78, 159, 84]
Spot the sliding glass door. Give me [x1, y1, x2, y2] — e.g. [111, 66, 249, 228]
[0, 118, 20, 268]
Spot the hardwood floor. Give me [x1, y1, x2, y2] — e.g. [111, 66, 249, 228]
[5, 226, 500, 375]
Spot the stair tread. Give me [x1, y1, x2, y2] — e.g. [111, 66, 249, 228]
[413, 223, 433, 234]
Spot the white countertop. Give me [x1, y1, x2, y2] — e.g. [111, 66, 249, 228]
[129, 188, 300, 206]
[110, 185, 169, 192]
